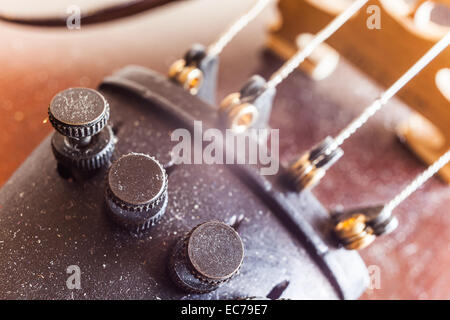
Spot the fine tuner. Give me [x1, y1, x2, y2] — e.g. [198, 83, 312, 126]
[0, 0, 449, 300]
[163, 0, 449, 250]
[287, 32, 450, 192]
[332, 149, 450, 250]
[168, 0, 272, 102]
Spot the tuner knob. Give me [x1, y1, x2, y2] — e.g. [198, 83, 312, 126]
[169, 221, 244, 293]
[106, 153, 168, 232]
[49, 88, 115, 171]
[49, 88, 109, 140]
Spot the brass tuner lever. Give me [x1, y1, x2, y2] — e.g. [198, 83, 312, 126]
[331, 206, 399, 250]
[285, 136, 343, 191]
[219, 75, 275, 134]
[168, 44, 219, 104]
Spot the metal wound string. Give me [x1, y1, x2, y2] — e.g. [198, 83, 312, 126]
[207, 0, 272, 57]
[333, 32, 450, 149]
[379, 149, 450, 219]
[266, 0, 369, 89]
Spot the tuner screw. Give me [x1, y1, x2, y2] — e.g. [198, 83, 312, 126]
[169, 221, 244, 293]
[105, 153, 168, 233]
[168, 59, 203, 95]
[219, 92, 258, 134]
[332, 206, 399, 250]
[48, 88, 115, 171]
[333, 214, 376, 250]
[286, 136, 343, 191]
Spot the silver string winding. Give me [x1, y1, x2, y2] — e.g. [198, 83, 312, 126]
[380, 149, 450, 218]
[207, 0, 272, 57]
[265, 0, 369, 90]
[333, 32, 450, 148]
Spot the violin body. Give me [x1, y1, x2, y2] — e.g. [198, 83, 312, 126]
[0, 0, 449, 300]
[0, 66, 368, 299]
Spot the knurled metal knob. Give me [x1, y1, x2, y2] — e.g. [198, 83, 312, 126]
[49, 88, 114, 171]
[169, 221, 244, 293]
[333, 213, 376, 250]
[49, 88, 110, 139]
[106, 153, 168, 233]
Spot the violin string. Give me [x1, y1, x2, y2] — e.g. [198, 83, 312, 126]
[266, 0, 369, 89]
[380, 149, 450, 218]
[207, 0, 272, 57]
[332, 32, 450, 149]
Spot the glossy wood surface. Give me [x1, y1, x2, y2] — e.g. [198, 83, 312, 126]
[0, 0, 448, 299]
